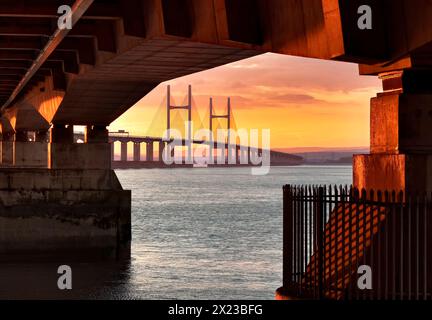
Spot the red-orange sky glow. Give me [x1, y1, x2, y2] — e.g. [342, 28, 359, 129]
[110, 53, 381, 149]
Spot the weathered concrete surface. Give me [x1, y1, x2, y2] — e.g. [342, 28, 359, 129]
[49, 143, 111, 170]
[0, 169, 131, 261]
[354, 69, 432, 194]
[371, 93, 432, 154]
[354, 154, 432, 193]
[13, 142, 48, 168]
[1, 141, 13, 166]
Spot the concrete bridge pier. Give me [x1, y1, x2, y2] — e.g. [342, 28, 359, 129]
[133, 142, 141, 162]
[354, 70, 432, 194]
[120, 141, 128, 162]
[158, 141, 165, 163]
[146, 141, 154, 162]
[0, 124, 131, 260]
[236, 145, 241, 164]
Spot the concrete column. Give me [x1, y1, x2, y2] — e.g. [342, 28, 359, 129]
[133, 143, 141, 162]
[1, 131, 14, 166]
[120, 142, 128, 162]
[353, 70, 432, 193]
[13, 130, 27, 167]
[158, 141, 165, 162]
[111, 142, 115, 162]
[146, 141, 154, 162]
[236, 145, 241, 164]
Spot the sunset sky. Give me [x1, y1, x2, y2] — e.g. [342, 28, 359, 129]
[110, 53, 381, 149]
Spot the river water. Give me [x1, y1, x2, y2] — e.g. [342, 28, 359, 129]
[0, 166, 351, 300]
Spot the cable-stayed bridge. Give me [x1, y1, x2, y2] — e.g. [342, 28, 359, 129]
[75, 85, 303, 168]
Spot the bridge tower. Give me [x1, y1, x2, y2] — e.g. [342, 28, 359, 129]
[209, 97, 233, 164]
[166, 85, 192, 163]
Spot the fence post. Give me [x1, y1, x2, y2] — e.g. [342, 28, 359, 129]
[283, 185, 294, 288]
[317, 186, 325, 299]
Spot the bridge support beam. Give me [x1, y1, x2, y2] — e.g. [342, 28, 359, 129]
[354, 70, 432, 193]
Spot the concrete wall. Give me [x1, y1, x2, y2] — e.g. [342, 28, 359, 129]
[354, 154, 432, 193]
[49, 143, 111, 170]
[0, 169, 131, 260]
[13, 142, 48, 168]
[1, 142, 13, 166]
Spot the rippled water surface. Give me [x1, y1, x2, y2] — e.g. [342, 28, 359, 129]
[0, 166, 351, 300]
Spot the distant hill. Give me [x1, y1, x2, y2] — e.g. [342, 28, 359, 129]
[275, 147, 369, 165]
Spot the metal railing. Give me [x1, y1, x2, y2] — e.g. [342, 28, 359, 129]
[282, 185, 432, 300]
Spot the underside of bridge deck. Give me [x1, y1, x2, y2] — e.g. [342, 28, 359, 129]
[0, 0, 431, 260]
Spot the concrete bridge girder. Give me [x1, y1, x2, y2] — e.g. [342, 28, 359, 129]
[3, 0, 432, 129]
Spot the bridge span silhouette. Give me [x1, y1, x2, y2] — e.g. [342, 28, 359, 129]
[73, 85, 303, 168]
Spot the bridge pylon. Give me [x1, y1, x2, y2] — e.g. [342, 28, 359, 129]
[166, 85, 192, 163]
[209, 97, 234, 164]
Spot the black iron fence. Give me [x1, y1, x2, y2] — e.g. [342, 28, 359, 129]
[282, 185, 432, 300]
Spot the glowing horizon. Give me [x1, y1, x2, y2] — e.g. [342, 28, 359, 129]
[110, 53, 381, 149]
